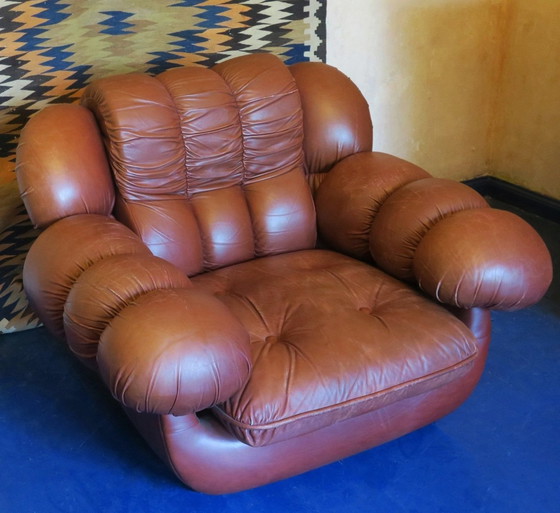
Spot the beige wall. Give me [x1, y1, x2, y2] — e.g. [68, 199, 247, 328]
[327, 0, 504, 181]
[327, 0, 560, 199]
[489, 0, 560, 199]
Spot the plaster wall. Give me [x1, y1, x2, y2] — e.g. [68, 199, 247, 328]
[489, 0, 560, 199]
[327, 0, 560, 199]
[327, 0, 503, 181]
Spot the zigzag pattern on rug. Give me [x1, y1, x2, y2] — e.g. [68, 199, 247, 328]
[0, 207, 40, 334]
[0, 0, 326, 333]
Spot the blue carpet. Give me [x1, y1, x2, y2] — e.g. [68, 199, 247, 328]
[1, 202, 558, 513]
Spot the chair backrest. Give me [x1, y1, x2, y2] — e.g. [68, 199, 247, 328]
[82, 54, 318, 275]
[17, 53, 373, 276]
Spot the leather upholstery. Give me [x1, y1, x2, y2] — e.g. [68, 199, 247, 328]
[81, 53, 317, 275]
[193, 250, 478, 447]
[16, 53, 552, 493]
[16, 105, 115, 228]
[289, 61, 373, 185]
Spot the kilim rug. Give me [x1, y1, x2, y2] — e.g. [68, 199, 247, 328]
[0, 0, 327, 333]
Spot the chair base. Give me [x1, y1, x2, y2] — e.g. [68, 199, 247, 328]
[125, 308, 491, 494]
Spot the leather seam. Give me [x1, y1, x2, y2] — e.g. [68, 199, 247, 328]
[213, 349, 478, 432]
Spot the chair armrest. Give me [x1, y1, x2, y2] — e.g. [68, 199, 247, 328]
[315, 152, 431, 260]
[23, 214, 151, 338]
[24, 213, 252, 414]
[412, 209, 552, 310]
[369, 176, 552, 310]
[316, 152, 552, 310]
[98, 288, 251, 416]
[16, 104, 115, 229]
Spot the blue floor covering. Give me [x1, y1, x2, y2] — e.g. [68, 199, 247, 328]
[1, 202, 558, 513]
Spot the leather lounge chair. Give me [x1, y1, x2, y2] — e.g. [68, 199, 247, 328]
[16, 53, 552, 494]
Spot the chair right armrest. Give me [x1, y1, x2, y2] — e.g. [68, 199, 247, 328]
[97, 288, 251, 416]
[24, 213, 252, 415]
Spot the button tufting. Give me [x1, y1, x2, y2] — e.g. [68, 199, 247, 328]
[265, 335, 279, 344]
[359, 307, 372, 314]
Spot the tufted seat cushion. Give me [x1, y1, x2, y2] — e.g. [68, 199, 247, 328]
[192, 249, 479, 447]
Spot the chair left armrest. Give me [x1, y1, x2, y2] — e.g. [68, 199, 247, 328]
[316, 151, 552, 310]
[410, 208, 552, 310]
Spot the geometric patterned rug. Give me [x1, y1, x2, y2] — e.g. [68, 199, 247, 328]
[0, 206, 41, 334]
[0, 0, 327, 333]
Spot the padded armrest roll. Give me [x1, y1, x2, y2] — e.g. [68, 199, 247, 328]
[16, 104, 115, 229]
[97, 289, 252, 416]
[412, 209, 552, 310]
[369, 177, 490, 280]
[23, 214, 150, 337]
[315, 152, 430, 260]
[64, 253, 192, 367]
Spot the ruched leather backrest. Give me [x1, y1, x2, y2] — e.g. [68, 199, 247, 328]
[81, 54, 317, 275]
[18, 54, 374, 273]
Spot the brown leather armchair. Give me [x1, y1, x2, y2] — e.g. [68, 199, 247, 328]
[16, 53, 552, 494]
